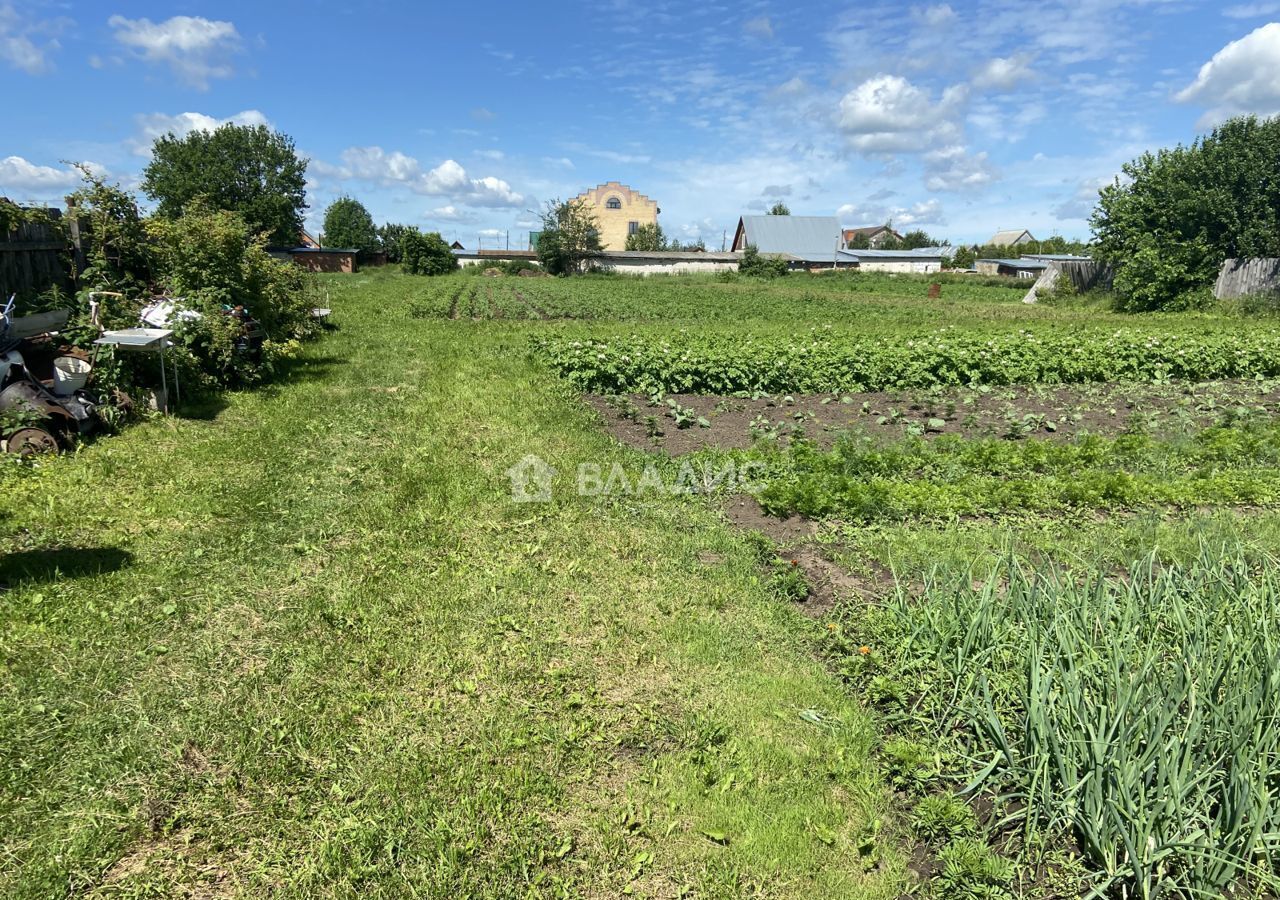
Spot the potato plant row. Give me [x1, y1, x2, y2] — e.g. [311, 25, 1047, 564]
[534, 328, 1280, 394]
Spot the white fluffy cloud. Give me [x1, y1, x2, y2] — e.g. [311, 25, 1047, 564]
[973, 54, 1036, 91]
[1177, 24, 1280, 125]
[132, 109, 270, 155]
[924, 145, 998, 191]
[744, 16, 774, 39]
[429, 205, 479, 224]
[838, 197, 946, 228]
[0, 156, 99, 195]
[330, 147, 524, 208]
[0, 3, 64, 74]
[341, 146, 423, 182]
[837, 75, 966, 152]
[108, 14, 242, 89]
[915, 4, 956, 26]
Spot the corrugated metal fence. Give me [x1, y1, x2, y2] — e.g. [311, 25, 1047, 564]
[1214, 258, 1280, 299]
[0, 208, 73, 302]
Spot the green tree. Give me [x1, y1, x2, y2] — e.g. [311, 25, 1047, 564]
[378, 223, 413, 263]
[536, 198, 602, 275]
[949, 246, 977, 269]
[1093, 115, 1280, 311]
[738, 244, 789, 278]
[900, 229, 941, 249]
[142, 124, 308, 247]
[768, 201, 791, 216]
[400, 228, 457, 276]
[846, 232, 872, 250]
[669, 237, 706, 252]
[322, 197, 379, 254]
[624, 222, 667, 251]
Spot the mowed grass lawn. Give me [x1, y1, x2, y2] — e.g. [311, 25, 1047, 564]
[0, 271, 904, 898]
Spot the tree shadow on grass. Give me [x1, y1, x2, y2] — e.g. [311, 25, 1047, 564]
[175, 396, 230, 421]
[275, 354, 345, 385]
[0, 547, 133, 589]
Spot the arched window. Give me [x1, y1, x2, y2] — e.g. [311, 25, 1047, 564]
[606, 197, 622, 209]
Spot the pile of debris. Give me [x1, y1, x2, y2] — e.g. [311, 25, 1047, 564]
[1, 292, 265, 455]
[0, 296, 101, 455]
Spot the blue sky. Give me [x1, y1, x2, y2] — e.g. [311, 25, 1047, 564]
[2, 1, 1278, 247]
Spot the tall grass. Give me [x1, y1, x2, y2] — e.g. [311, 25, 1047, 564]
[873, 548, 1280, 898]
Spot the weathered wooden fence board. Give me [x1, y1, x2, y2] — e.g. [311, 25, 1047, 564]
[1215, 258, 1280, 299]
[1022, 260, 1113, 303]
[0, 208, 73, 302]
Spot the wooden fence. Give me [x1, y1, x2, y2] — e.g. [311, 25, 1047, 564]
[1214, 258, 1280, 299]
[0, 208, 73, 302]
[1022, 260, 1113, 304]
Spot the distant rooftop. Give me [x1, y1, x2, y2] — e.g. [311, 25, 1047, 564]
[979, 257, 1048, 269]
[842, 247, 948, 260]
[734, 215, 842, 262]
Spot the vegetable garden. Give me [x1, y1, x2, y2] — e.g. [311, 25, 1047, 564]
[9, 266, 1280, 899]
[497, 270, 1280, 898]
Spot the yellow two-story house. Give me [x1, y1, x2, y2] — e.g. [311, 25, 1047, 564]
[573, 182, 659, 250]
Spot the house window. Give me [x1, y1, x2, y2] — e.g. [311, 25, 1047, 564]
[628, 221, 639, 235]
[606, 197, 622, 209]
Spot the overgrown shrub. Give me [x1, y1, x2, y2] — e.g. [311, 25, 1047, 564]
[147, 202, 315, 388]
[739, 245, 789, 279]
[1094, 115, 1280, 311]
[400, 229, 458, 276]
[65, 166, 153, 295]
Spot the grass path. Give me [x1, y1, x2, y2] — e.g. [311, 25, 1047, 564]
[1, 272, 904, 898]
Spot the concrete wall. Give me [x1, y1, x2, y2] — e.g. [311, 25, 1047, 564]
[858, 260, 942, 274]
[600, 258, 739, 276]
[574, 182, 659, 251]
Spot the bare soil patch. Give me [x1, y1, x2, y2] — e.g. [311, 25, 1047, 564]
[587, 380, 1280, 457]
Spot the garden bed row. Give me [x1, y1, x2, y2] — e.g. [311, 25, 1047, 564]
[536, 327, 1280, 395]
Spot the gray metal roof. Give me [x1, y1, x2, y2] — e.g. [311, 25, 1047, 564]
[842, 247, 947, 260]
[979, 258, 1048, 269]
[737, 215, 842, 262]
[987, 230, 1035, 246]
[1023, 253, 1092, 262]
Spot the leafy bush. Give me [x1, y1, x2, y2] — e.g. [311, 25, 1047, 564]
[739, 245, 789, 279]
[65, 166, 153, 295]
[147, 201, 315, 387]
[400, 229, 458, 276]
[1094, 115, 1280, 311]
